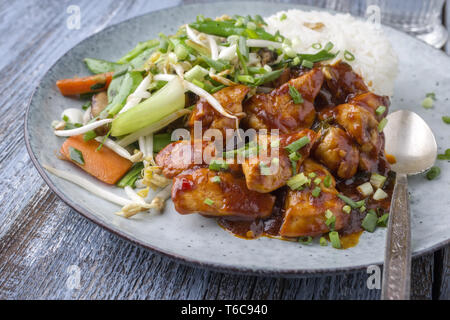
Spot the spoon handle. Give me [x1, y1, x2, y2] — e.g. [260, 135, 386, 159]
[381, 173, 411, 300]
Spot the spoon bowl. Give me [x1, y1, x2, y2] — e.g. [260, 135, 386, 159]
[381, 110, 437, 300]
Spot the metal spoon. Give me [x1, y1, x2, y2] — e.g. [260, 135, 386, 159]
[381, 110, 437, 300]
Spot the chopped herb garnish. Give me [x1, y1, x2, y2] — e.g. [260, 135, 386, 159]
[323, 174, 332, 188]
[442, 116, 450, 124]
[311, 186, 321, 197]
[313, 177, 322, 185]
[82, 101, 91, 111]
[344, 50, 355, 61]
[426, 166, 441, 180]
[319, 237, 328, 246]
[325, 209, 335, 230]
[288, 85, 304, 104]
[69, 147, 85, 165]
[83, 130, 97, 141]
[280, 13, 287, 21]
[308, 172, 317, 179]
[361, 210, 378, 232]
[359, 205, 366, 213]
[422, 96, 434, 109]
[301, 59, 314, 68]
[342, 205, 351, 214]
[426, 92, 436, 100]
[375, 105, 386, 116]
[324, 41, 334, 52]
[211, 176, 221, 183]
[378, 118, 388, 132]
[377, 213, 389, 227]
[209, 159, 229, 171]
[437, 149, 450, 160]
[204, 198, 214, 206]
[329, 231, 341, 249]
[312, 43, 322, 50]
[298, 236, 312, 245]
[285, 136, 310, 154]
[337, 193, 361, 209]
[287, 172, 310, 190]
[62, 115, 69, 122]
[289, 152, 301, 162]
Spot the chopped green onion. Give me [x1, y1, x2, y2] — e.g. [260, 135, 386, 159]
[373, 188, 388, 200]
[312, 43, 322, 50]
[329, 231, 341, 249]
[355, 199, 366, 208]
[117, 162, 144, 188]
[280, 13, 287, 21]
[356, 182, 374, 197]
[324, 41, 334, 52]
[82, 101, 91, 111]
[283, 46, 296, 58]
[69, 147, 85, 165]
[192, 79, 205, 89]
[313, 177, 322, 185]
[342, 205, 351, 214]
[259, 162, 271, 176]
[337, 193, 360, 209]
[284, 136, 310, 154]
[442, 116, 450, 124]
[153, 133, 172, 153]
[298, 236, 313, 245]
[237, 74, 254, 84]
[174, 43, 189, 60]
[246, 21, 257, 30]
[184, 65, 209, 82]
[319, 237, 328, 246]
[361, 211, 378, 232]
[323, 175, 332, 188]
[211, 176, 221, 183]
[325, 209, 335, 229]
[359, 205, 366, 213]
[344, 50, 355, 61]
[238, 36, 249, 61]
[426, 166, 441, 180]
[289, 152, 301, 162]
[292, 56, 301, 66]
[377, 213, 389, 227]
[287, 172, 310, 190]
[378, 118, 388, 132]
[204, 198, 214, 206]
[437, 149, 450, 160]
[83, 130, 97, 142]
[301, 59, 314, 68]
[312, 186, 321, 197]
[288, 85, 304, 104]
[370, 173, 387, 189]
[422, 97, 434, 109]
[201, 55, 229, 72]
[375, 105, 386, 116]
[253, 69, 284, 86]
[426, 92, 436, 100]
[308, 172, 317, 179]
[209, 159, 229, 171]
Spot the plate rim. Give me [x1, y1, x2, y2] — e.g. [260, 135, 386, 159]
[24, 1, 450, 276]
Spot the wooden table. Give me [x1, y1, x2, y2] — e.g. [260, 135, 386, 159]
[0, 0, 448, 300]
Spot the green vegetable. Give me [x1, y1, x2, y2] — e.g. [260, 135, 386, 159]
[311, 186, 321, 197]
[375, 105, 386, 116]
[301, 59, 314, 68]
[117, 39, 159, 64]
[312, 43, 322, 50]
[189, 20, 277, 41]
[422, 97, 434, 109]
[313, 177, 322, 185]
[377, 213, 389, 227]
[117, 162, 144, 188]
[285, 136, 310, 154]
[204, 198, 214, 206]
[426, 166, 441, 180]
[361, 210, 378, 232]
[288, 85, 304, 104]
[209, 159, 229, 171]
[342, 205, 351, 214]
[185, 40, 211, 57]
[378, 118, 388, 132]
[84, 58, 120, 74]
[82, 101, 91, 111]
[237, 75, 254, 84]
[370, 173, 387, 189]
[280, 13, 287, 21]
[437, 149, 450, 160]
[426, 92, 436, 100]
[298, 49, 337, 63]
[323, 174, 332, 188]
[211, 176, 221, 183]
[129, 47, 158, 69]
[442, 116, 450, 124]
[238, 36, 249, 61]
[104, 71, 143, 116]
[308, 172, 317, 179]
[174, 43, 189, 60]
[83, 130, 97, 141]
[153, 133, 173, 153]
[344, 50, 355, 61]
[319, 237, 328, 246]
[253, 69, 284, 86]
[69, 147, 85, 165]
[325, 209, 335, 230]
[201, 55, 229, 72]
[287, 172, 310, 190]
[236, 45, 248, 75]
[259, 162, 271, 176]
[329, 231, 341, 249]
[337, 193, 361, 209]
[298, 236, 312, 245]
[111, 77, 185, 136]
[184, 65, 209, 82]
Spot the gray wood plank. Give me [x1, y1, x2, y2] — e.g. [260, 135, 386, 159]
[0, 0, 447, 300]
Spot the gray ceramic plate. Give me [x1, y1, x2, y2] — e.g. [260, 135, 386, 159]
[25, 1, 450, 276]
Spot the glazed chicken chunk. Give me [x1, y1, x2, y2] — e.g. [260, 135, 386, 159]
[188, 85, 249, 140]
[313, 126, 360, 179]
[244, 68, 324, 134]
[242, 129, 317, 193]
[348, 92, 390, 120]
[172, 168, 275, 220]
[280, 159, 349, 237]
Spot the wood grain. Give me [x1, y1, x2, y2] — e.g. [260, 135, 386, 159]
[0, 0, 448, 300]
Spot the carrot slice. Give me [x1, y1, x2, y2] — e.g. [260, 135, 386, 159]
[60, 135, 132, 185]
[56, 72, 113, 96]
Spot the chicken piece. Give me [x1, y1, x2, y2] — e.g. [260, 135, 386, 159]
[322, 61, 368, 104]
[280, 159, 349, 237]
[242, 129, 317, 193]
[188, 85, 249, 140]
[172, 168, 275, 220]
[155, 140, 218, 178]
[314, 126, 359, 179]
[244, 68, 324, 134]
[334, 103, 385, 172]
[347, 92, 390, 120]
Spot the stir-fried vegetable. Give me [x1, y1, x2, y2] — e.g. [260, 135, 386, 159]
[56, 72, 114, 96]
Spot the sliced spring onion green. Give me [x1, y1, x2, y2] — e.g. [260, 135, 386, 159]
[344, 50, 355, 61]
[285, 136, 310, 154]
[84, 58, 120, 74]
[329, 231, 341, 249]
[324, 41, 334, 52]
[356, 182, 374, 197]
[361, 211, 378, 232]
[319, 237, 328, 246]
[359, 205, 366, 213]
[323, 174, 332, 188]
[422, 96, 434, 109]
[301, 59, 314, 68]
[288, 85, 304, 104]
[442, 116, 450, 124]
[83, 130, 97, 141]
[298, 236, 312, 245]
[426, 166, 441, 180]
[259, 162, 271, 176]
[311, 186, 321, 197]
[378, 118, 388, 132]
[287, 172, 310, 190]
[308, 172, 317, 179]
[280, 13, 287, 21]
[426, 92, 436, 100]
[325, 209, 336, 230]
[312, 43, 322, 50]
[69, 147, 85, 165]
[377, 213, 389, 227]
[342, 205, 351, 214]
[153, 133, 172, 153]
[211, 176, 221, 183]
[288, 152, 301, 162]
[117, 39, 159, 64]
[370, 173, 387, 189]
[117, 162, 144, 188]
[337, 193, 360, 209]
[174, 43, 189, 60]
[313, 177, 322, 185]
[292, 56, 301, 66]
[375, 105, 386, 116]
[204, 198, 214, 206]
[209, 159, 229, 171]
[253, 69, 284, 86]
[237, 74, 254, 84]
[373, 188, 388, 200]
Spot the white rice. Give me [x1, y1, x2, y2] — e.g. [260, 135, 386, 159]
[265, 10, 398, 97]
